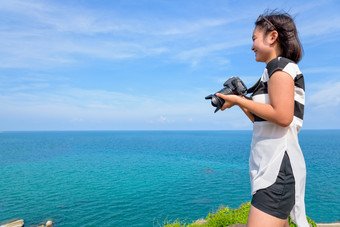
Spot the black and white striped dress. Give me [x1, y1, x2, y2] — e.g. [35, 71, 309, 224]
[250, 57, 309, 226]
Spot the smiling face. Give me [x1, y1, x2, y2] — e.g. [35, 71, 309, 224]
[251, 27, 279, 64]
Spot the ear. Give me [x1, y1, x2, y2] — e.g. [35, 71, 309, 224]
[268, 30, 279, 45]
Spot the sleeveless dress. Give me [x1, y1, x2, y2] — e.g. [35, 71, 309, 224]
[250, 57, 309, 227]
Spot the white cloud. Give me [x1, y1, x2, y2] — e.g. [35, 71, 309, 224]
[158, 115, 167, 122]
[178, 39, 249, 60]
[1, 0, 340, 130]
[302, 67, 340, 74]
[0, 0, 254, 69]
[294, 0, 340, 41]
[0, 0, 129, 34]
[0, 84, 211, 122]
[303, 79, 340, 129]
[0, 30, 170, 68]
[176, 38, 250, 67]
[157, 18, 232, 35]
[71, 117, 84, 123]
[299, 16, 340, 38]
[308, 81, 340, 108]
[0, 1, 168, 68]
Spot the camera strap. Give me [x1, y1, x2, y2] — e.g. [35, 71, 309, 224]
[247, 78, 261, 94]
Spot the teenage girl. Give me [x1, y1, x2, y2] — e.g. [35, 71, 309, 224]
[216, 11, 309, 227]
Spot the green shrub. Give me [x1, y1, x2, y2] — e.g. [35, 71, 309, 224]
[288, 215, 317, 227]
[204, 202, 250, 226]
[163, 202, 249, 227]
[163, 201, 317, 227]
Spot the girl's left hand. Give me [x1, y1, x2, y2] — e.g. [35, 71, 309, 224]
[216, 93, 240, 111]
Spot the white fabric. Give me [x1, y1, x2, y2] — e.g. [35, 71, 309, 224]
[250, 58, 309, 226]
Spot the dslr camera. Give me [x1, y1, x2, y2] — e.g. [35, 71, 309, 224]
[205, 76, 247, 113]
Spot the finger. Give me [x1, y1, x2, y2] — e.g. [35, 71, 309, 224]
[216, 93, 226, 98]
[222, 102, 232, 110]
[221, 103, 228, 111]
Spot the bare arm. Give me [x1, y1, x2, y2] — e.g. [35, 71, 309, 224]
[217, 71, 294, 127]
[239, 98, 255, 123]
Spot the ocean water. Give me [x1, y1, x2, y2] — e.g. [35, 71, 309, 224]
[0, 130, 339, 226]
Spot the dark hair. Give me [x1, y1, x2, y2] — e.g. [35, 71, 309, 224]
[255, 10, 303, 63]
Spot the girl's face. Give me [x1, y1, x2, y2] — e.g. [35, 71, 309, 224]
[251, 27, 273, 63]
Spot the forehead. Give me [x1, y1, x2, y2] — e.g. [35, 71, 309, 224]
[252, 27, 264, 37]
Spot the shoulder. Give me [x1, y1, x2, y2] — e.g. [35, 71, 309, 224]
[266, 57, 298, 78]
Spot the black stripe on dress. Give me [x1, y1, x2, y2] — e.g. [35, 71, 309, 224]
[294, 74, 305, 91]
[253, 114, 266, 122]
[294, 101, 304, 120]
[267, 57, 293, 77]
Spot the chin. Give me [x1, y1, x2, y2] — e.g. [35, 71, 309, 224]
[255, 56, 265, 63]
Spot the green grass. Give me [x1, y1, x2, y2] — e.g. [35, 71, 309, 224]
[162, 202, 316, 227]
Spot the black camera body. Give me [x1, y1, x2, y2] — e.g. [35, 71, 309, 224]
[205, 76, 247, 113]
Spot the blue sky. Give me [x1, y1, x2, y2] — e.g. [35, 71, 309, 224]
[1, 0, 340, 131]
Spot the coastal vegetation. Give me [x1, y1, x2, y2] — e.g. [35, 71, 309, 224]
[163, 202, 317, 227]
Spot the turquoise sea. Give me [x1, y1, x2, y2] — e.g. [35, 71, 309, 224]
[0, 130, 339, 226]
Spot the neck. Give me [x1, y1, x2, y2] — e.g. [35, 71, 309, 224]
[265, 44, 282, 64]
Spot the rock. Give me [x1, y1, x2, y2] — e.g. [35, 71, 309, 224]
[317, 224, 340, 227]
[46, 220, 53, 227]
[194, 218, 207, 225]
[0, 220, 24, 227]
